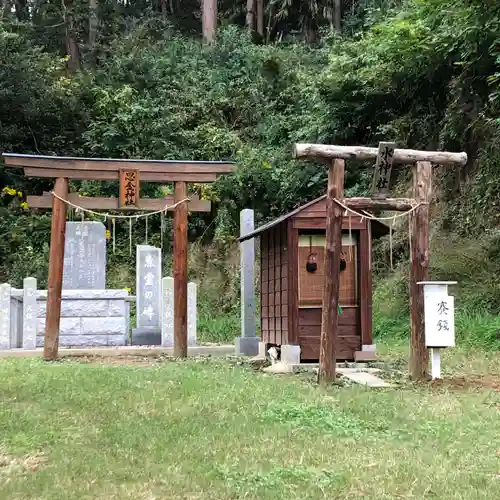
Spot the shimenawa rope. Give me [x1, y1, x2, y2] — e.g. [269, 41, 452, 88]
[333, 197, 426, 221]
[49, 191, 191, 219]
[333, 197, 426, 271]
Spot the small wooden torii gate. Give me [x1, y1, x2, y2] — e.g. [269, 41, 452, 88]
[2, 153, 234, 360]
[292, 143, 467, 383]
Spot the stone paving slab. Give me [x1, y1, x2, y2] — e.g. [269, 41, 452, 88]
[342, 370, 393, 387]
[262, 362, 387, 381]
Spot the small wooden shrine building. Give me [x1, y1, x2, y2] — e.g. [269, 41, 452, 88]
[239, 196, 389, 361]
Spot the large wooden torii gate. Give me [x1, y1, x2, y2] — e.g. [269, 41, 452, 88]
[292, 143, 467, 383]
[3, 153, 234, 360]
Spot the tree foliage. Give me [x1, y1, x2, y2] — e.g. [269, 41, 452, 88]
[1, 0, 500, 287]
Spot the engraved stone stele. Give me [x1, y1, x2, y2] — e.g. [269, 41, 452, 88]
[63, 222, 106, 290]
[131, 245, 162, 345]
[22, 277, 37, 349]
[187, 282, 197, 347]
[161, 277, 174, 347]
[161, 277, 197, 347]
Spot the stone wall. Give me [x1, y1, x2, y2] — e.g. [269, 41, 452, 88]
[1, 278, 200, 350]
[36, 290, 129, 347]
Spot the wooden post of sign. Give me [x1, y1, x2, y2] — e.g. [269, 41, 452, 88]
[173, 181, 188, 358]
[409, 161, 432, 380]
[44, 177, 69, 361]
[318, 159, 345, 386]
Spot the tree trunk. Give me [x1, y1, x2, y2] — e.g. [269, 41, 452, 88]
[63, 0, 80, 71]
[14, 0, 28, 20]
[256, 0, 264, 37]
[246, 0, 254, 32]
[202, 0, 217, 44]
[1, 0, 10, 19]
[266, 3, 274, 43]
[88, 0, 98, 52]
[66, 31, 80, 71]
[333, 0, 341, 32]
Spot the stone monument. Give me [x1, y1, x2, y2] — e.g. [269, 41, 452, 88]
[22, 277, 37, 349]
[161, 277, 197, 347]
[63, 221, 106, 290]
[132, 245, 162, 345]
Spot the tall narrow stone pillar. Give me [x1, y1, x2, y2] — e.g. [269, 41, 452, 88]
[23, 277, 37, 349]
[235, 209, 259, 356]
[0, 284, 11, 349]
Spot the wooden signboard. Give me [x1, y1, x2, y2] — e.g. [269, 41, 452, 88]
[371, 142, 395, 199]
[120, 169, 140, 208]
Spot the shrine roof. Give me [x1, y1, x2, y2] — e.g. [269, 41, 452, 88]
[239, 195, 390, 242]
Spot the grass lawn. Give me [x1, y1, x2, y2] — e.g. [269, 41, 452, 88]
[0, 348, 499, 499]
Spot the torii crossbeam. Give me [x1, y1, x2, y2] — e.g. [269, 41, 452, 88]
[292, 143, 467, 383]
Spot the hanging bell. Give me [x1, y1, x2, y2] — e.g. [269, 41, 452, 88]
[306, 253, 318, 273]
[340, 253, 347, 272]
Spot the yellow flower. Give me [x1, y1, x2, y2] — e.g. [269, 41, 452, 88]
[17, 191, 23, 198]
[20, 202, 28, 210]
[123, 287, 132, 293]
[2, 187, 17, 196]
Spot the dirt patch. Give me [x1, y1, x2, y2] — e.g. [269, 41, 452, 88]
[64, 354, 241, 367]
[0, 453, 47, 475]
[430, 375, 500, 391]
[66, 354, 176, 367]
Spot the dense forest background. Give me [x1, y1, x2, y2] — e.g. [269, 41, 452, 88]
[1, 0, 500, 347]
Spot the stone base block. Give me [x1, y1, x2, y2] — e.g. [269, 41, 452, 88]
[258, 341, 268, 358]
[235, 336, 260, 356]
[36, 334, 126, 348]
[281, 344, 301, 365]
[131, 327, 161, 346]
[354, 350, 377, 362]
